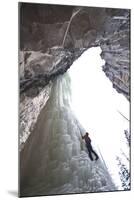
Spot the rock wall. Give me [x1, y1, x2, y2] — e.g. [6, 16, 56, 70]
[19, 82, 52, 150]
[19, 3, 130, 148]
[100, 11, 130, 100]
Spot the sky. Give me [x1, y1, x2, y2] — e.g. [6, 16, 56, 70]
[68, 47, 130, 188]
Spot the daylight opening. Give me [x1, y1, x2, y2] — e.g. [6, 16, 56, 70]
[68, 47, 129, 188]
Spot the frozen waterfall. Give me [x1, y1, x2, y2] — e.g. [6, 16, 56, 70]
[20, 72, 116, 197]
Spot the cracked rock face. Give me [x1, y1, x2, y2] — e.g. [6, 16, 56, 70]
[19, 3, 130, 148]
[100, 12, 130, 100]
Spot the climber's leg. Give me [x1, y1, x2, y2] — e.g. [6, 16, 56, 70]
[91, 149, 99, 160]
[88, 151, 94, 161]
[86, 145, 94, 161]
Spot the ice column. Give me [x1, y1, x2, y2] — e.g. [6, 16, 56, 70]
[20, 72, 116, 196]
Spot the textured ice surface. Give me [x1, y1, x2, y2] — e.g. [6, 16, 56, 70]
[20, 72, 116, 196]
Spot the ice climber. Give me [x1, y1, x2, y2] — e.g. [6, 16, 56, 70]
[82, 132, 99, 161]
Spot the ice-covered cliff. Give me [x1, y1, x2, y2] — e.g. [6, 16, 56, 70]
[19, 4, 130, 196]
[20, 72, 116, 197]
[19, 4, 130, 148]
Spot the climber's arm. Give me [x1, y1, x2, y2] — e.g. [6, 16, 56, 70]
[82, 135, 85, 139]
